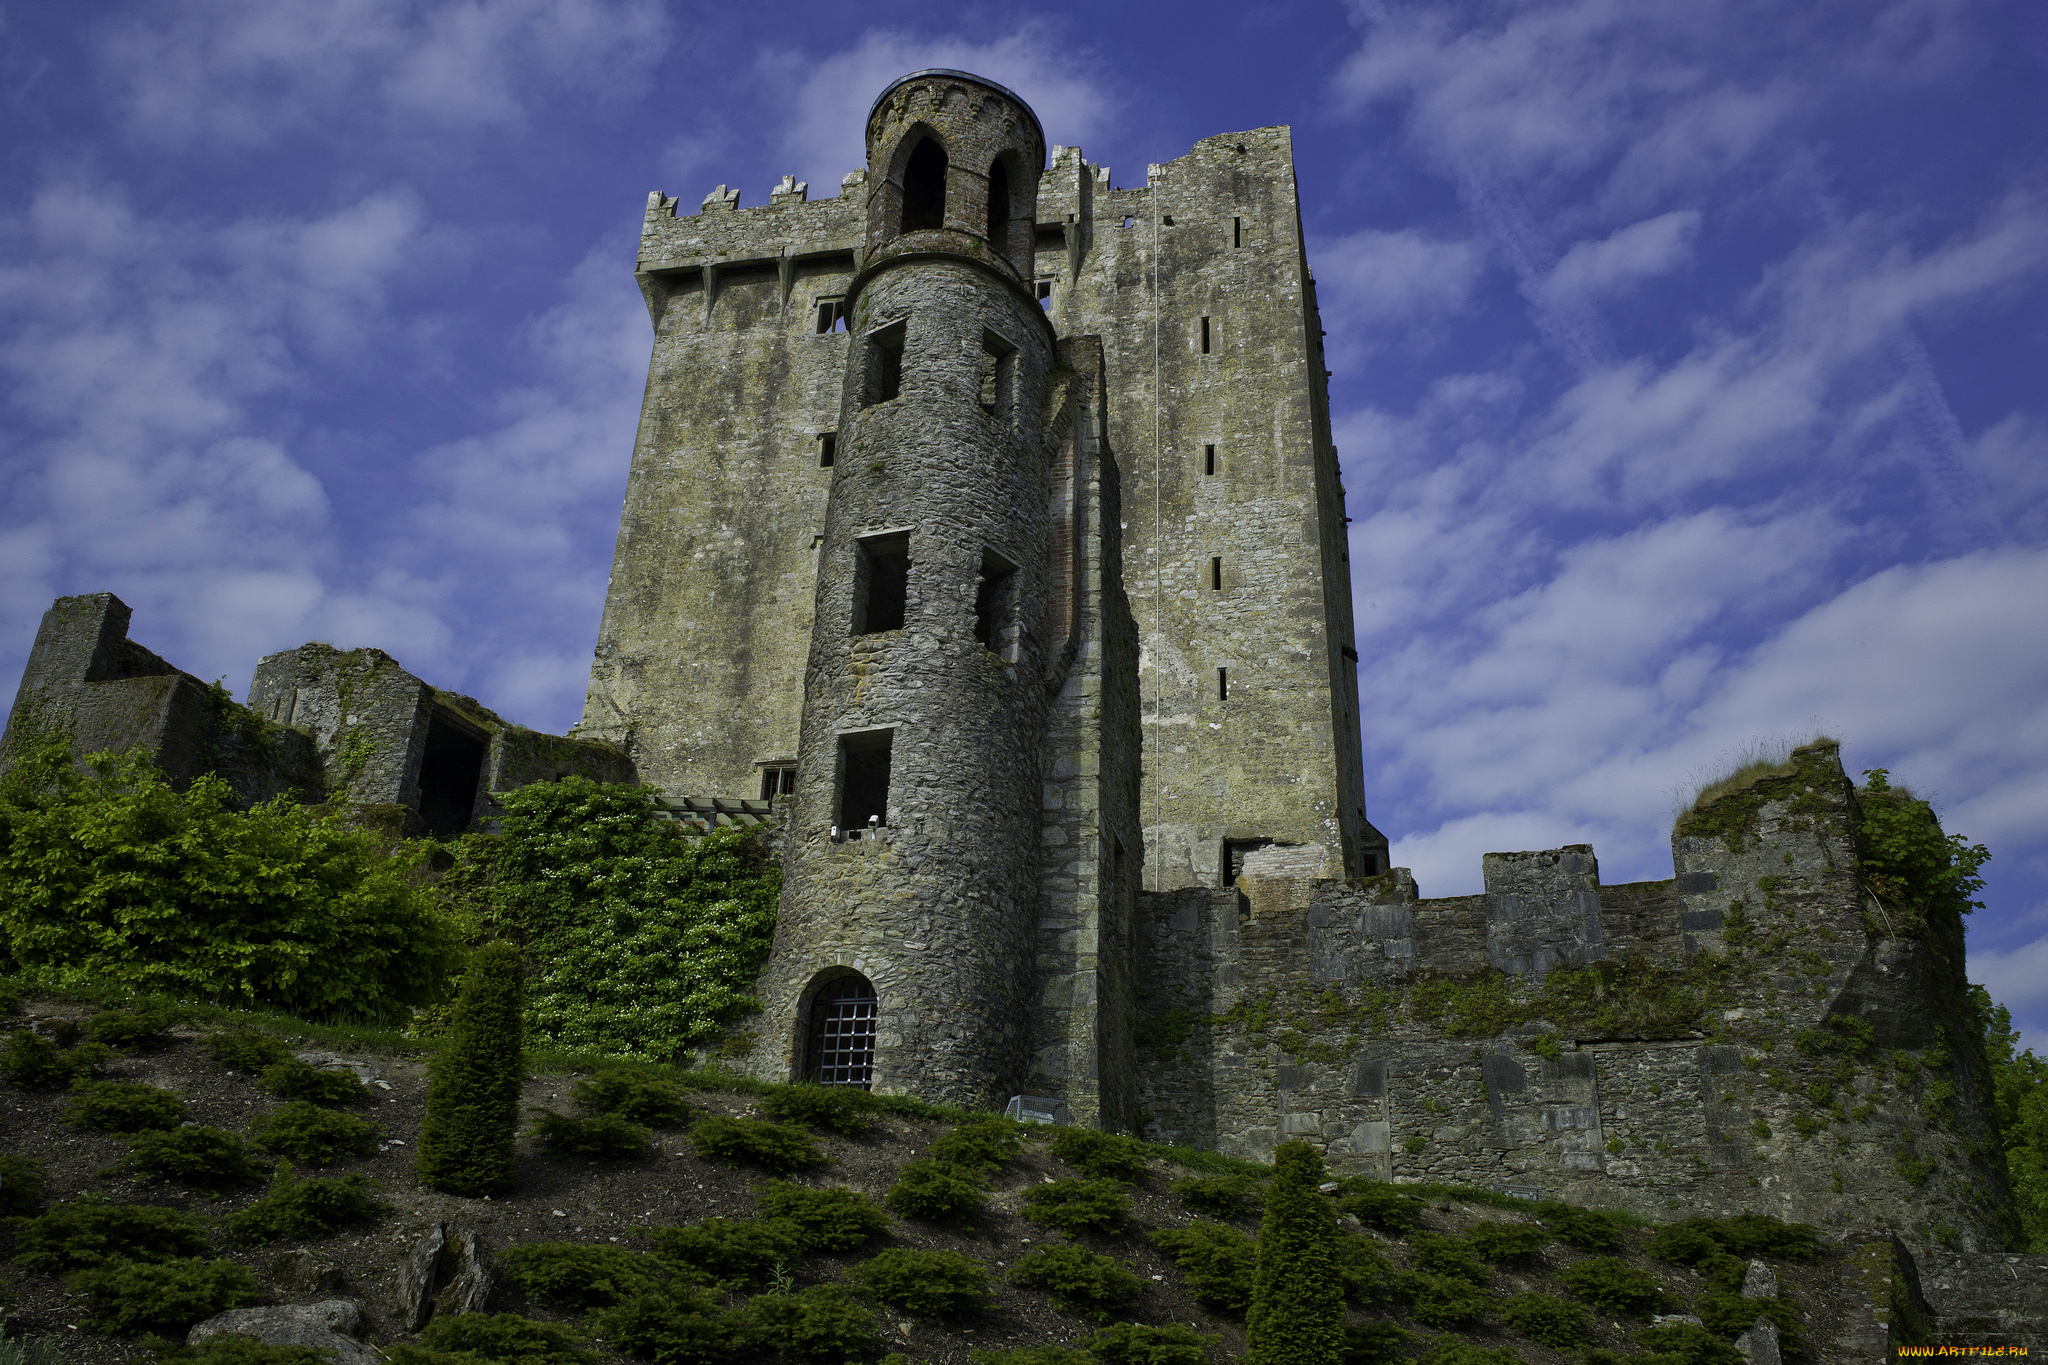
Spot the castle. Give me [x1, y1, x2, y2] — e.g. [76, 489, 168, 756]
[7, 73, 2043, 1320]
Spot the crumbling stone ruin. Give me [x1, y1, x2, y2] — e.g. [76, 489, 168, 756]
[6, 72, 2043, 1327]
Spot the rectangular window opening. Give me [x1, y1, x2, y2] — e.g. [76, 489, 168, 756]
[1203, 443, 1217, 476]
[853, 532, 910, 634]
[1223, 837, 1274, 887]
[760, 766, 797, 800]
[417, 709, 488, 838]
[1209, 556, 1222, 591]
[1232, 216, 1242, 248]
[1200, 316, 1211, 354]
[837, 729, 893, 830]
[974, 548, 1020, 660]
[978, 331, 1016, 421]
[815, 298, 847, 334]
[863, 319, 906, 406]
[1035, 279, 1054, 311]
[1217, 667, 1229, 701]
[818, 432, 837, 468]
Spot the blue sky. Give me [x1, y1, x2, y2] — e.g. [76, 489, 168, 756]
[3, 0, 2045, 1048]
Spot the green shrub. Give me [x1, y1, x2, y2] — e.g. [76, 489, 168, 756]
[484, 784, 780, 1059]
[588, 1288, 743, 1364]
[756, 1181, 890, 1251]
[845, 1248, 990, 1319]
[970, 1349, 1092, 1365]
[0, 747, 460, 1020]
[737, 1283, 884, 1362]
[1417, 1342, 1520, 1365]
[14, 1200, 212, 1270]
[883, 1158, 986, 1225]
[497, 1243, 682, 1310]
[571, 1070, 693, 1127]
[1046, 1126, 1150, 1181]
[1009, 1243, 1146, 1321]
[1401, 1271, 1489, 1328]
[1410, 1233, 1489, 1287]
[1464, 1220, 1548, 1263]
[642, 1217, 804, 1291]
[1334, 1178, 1425, 1235]
[126, 1126, 269, 1188]
[159, 1336, 333, 1365]
[1695, 1289, 1803, 1346]
[1, 1031, 109, 1089]
[259, 1058, 365, 1105]
[927, 1118, 1026, 1171]
[1632, 1321, 1746, 1365]
[1500, 1291, 1592, 1346]
[0, 1154, 47, 1214]
[204, 1030, 294, 1074]
[1150, 1221, 1256, 1314]
[1022, 1177, 1132, 1235]
[247, 1101, 380, 1163]
[1082, 1322, 1216, 1365]
[84, 1009, 176, 1051]
[1247, 1141, 1345, 1365]
[757, 1083, 878, 1136]
[62, 1080, 187, 1132]
[1335, 1235, 1399, 1305]
[224, 1164, 385, 1241]
[1173, 1172, 1263, 1219]
[1559, 1256, 1670, 1317]
[1534, 1199, 1628, 1252]
[417, 1311, 596, 1365]
[687, 1115, 824, 1173]
[64, 1256, 261, 1335]
[418, 940, 525, 1196]
[1340, 1323, 1415, 1365]
[1646, 1212, 1822, 1264]
[530, 1109, 653, 1160]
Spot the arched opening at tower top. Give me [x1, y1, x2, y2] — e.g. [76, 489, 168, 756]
[986, 157, 1011, 247]
[902, 138, 948, 232]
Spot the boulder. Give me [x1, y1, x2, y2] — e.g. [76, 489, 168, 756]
[187, 1301, 378, 1365]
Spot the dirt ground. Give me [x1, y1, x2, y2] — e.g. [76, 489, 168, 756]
[0, 999, 1863, 1363]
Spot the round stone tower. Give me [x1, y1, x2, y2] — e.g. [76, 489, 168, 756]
[749, 71, 1058, 1108]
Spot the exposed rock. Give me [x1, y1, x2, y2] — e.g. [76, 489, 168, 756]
[188, 1301, 378, 1365]
[399, 1222, 447, 1331]
[438, 1228, 493, 1316]
[294, 1050, 380, 1084]
[1734, 1316, 1782, 1365]
[269, 1248, 345, 1295]
[1740, 1259, 1778, 1298]
[1651, 1314, 1704, 1328]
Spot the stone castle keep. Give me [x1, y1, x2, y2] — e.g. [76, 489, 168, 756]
[6, 71, 2038, 1298]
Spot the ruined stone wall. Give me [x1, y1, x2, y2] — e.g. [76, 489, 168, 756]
[1133, 743, 2014, 1253]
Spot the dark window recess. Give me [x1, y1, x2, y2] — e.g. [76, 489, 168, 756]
[1341, 645, 1359, 662]
[974, 549, 1019, 657]
[1200, 316, 1212, 354]
[1209, 556, 1222, 591]
[854, 533, 909, 634]
[838, 730, 892, 829]
[979, 331, 1015, 420]
[986, 157, 1011, 247]
[1232, 216, 1242, 248]
[818, 432, 836, 468]
[1218, 667, 1229, 701]
[760, 767, 796, 800]
[902, 138, 947, 232]
[1223, 838, 1274, 887]
[806, 975, 877, 1088]
[864, 321, 905, 406]
[417, 710, 487, 838]
[1203, 443, 1217, 476]
[1121, 215, 1135, 229]
[815, 299, 847, 334]
[1035, 279, 1054, 311]
[1361, 852, 1381, 876]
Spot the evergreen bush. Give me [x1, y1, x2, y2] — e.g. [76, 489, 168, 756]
[14, 1200, 213, 1271]
[969, 1349, 1091, 1365]
[737, 1284, 885, 1362]
[125, 1126, 269, 1189]
[1534, 1199, 1627, 1252]
[259, 1058, 365, 1105]
[496, 1243, 683, 1310]
[62, 1080, 187, 1132]
[1334, 1178, 1425, 1234]
[1646, 1213, 1821, 1264]
[1695, 1289, 1803, 1347]
[1082, 1322, 1217, 1365]
[1149, 1221, 1257, 1314]
[0, 747, 459, 1019]
[529, 1109, 653, 1159]
[63, 1257, 261, 1335]
[1172, 1172, 1263, 1219]
[1500, 1291, 1592, 1347]
[1335, 1235, 1399, 1305]
[1400, 1271, 1489, 1328]
[204, 1030, 294, 1074]
[641, 1217, 805, 1291]
[756, 1181, 890, 1251]
[1417, 1342, 1520, 1365]
[415, 1311, 596, 1365]
[1340, 1323, 1415, 1365]
[1463, 1220, 1548, 1262]
[587, 1288, 742, 1365]
[223, 1163, 385, 1241]
[0, 1153, 48, 1214]
[927, 1118, 1026, 1171]
[1410, 1232, 1489, 1286]
[1558, 1256, 1670, 1317]
[845, 1247, 991, 1319]
[247, 1101, 381, 1163]
[687, 1115, 824, 1173]
[417, 940, 525, 1196]
[85, 1008, 178, 1050]
[1008, 1244, 1145, 1321]
[1046, 1126, 1150, 1181]
[1247, 1141, 1344, 1365]
[1630, 1321, 1746, 1365]
[1, 1030, 110, 1089]
[757, 1083, 878, 1135]
[570, 1070, 692, 1126]
[883, 1157, 987, 1225]
[1021, 1177, 1133, 1234]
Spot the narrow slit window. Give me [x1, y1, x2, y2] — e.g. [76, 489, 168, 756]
[1200, 316, 1212, 354]
[818, 432, 837, 468]
[1203, 444, 1217, 476]
[1232, 216, 1242, 248]
[974, 548, 1019, 659]
[864, 320, 906, 406]
[837, 729, 893, 829]
[1209, 557, 1222, 591]
[805, 974, 877, 1088]
[979, 330, 1016, 421]
[901, 138, 947, 233]
[986, 157, 1011, 248]
[1218, 667, 1229, 701]
[815, 299, 846, 334]
[854, 533, 910, 634]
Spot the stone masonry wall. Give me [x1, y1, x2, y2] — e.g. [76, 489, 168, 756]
[1133, 743, 2013, 1253]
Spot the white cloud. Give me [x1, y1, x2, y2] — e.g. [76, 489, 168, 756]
[1540, 210, 1700, 304]
[1971, 930, 2048, 1054]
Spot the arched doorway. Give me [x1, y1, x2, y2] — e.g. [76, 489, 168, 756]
[804, 972, 878, 1088]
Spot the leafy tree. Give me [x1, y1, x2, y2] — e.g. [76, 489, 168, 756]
[1973, 983, 2048, 1251]
[1247, 1141, 1343, 1365]
[417, 940, 525, 1195]
[1856, 769, 1989, 937]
